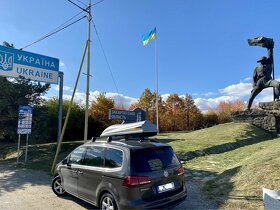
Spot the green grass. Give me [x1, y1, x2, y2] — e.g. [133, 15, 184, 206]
[156, 122, 280, 209]
[1, 122, 279, 209]
[0, 141, 83, 173]
[0, 142, 18, 159]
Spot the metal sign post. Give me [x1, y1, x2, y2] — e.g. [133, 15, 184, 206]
[17, 106, 33, 164]
[57, 72, 64, 145]
[17, 134, 21, 164]
[25, 134, 29, 163]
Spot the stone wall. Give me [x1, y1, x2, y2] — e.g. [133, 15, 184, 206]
[232, 101, 280, 135]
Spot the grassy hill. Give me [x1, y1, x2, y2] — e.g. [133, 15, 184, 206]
[156, 122, 280, 209]
[1, 122, 279, 209]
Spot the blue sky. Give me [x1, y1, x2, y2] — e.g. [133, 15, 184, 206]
[1, 0, 280, 111]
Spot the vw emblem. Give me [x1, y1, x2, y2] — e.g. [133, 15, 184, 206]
[163, 170, 169, 177]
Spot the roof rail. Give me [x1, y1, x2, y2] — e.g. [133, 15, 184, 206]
[100, 120, 158, 139]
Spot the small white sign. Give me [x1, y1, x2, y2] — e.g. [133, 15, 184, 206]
[17, 106, 33, 134]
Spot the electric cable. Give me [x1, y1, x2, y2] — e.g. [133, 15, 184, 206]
[67, 0, 88, 12]
[92, 20, 120, 94]
[74, 0, 87, 7]
[20, 15, 86, 50]
[91, 0, 105, 6]
[67, 0, 92, 21]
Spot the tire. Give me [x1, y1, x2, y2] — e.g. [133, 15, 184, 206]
[52, 175, 66, 196]
[100, 193, 118, 210]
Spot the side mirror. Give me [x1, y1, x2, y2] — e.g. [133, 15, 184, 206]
[62, 158, 70, 166]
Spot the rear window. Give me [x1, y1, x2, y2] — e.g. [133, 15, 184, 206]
[131, 147, 180, 172]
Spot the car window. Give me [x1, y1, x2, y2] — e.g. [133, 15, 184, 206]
[83, 146, 105, 167]
[68, 147, 86, 165]
[131, 147, 180, 172]
[105, 148, 123, 168]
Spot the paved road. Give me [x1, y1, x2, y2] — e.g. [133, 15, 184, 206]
[0, 162, 217, 210]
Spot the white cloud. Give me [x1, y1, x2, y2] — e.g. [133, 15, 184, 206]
[161, 93, 186, 102]
[192, 92, 216, 97]
[256, 88, 274, 103]
[106, 92, 138, 108]
[53, 85, 73, 92]
[64, 86, 72, 91]
[59, 62, 65, 67]
[193, 77, 279, 112]
[60, 90, 137, 109]
[219, 82, 252, 97]
[242, 77, 251, 82]
[161, 94, 170, 102]
[45, 77, 279, 113]
[194, 96, 239, 112]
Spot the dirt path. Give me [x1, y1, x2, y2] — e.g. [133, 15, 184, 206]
[0, 162, 217, 210]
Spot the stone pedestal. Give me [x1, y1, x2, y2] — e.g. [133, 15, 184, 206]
[232, 101, 280, 135]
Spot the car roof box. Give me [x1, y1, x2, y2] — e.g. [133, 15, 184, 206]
[100, 120, 158, 138]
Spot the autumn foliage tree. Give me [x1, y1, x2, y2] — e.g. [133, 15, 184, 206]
[129, 102, 139, 111]
[137, 88, 157, 124]
[204, 109, 219, 127]
[164, 94, 185, 131]
[89, 93, 115, 127]
[216, 100, 245, 123]
[184, 94, 204, 130]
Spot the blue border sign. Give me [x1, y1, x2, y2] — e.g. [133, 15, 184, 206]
[0, 45, 59, 84]
[17, 106, 33, 134]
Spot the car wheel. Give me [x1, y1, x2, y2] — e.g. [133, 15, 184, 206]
[100, 193, 118, 210]
[52, 175, 66, 196]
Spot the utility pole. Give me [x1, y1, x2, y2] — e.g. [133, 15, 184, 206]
[57, 71, 64, 146]
[84, 0, 91, 142]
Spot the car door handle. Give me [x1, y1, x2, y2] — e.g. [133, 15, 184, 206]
[78, 171, 83, 175]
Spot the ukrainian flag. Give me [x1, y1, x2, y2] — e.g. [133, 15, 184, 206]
[142, 28, 156, 46]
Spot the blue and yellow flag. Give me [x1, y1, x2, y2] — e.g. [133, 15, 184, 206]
[142, 28, 156, 46]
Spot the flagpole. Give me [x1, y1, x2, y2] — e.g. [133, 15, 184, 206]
[155, 29, 159, 132]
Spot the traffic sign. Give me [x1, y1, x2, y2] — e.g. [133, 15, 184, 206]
[17, 106, 33, 134]
[109, 108, 146, 123]
[0, 45, 59, 84]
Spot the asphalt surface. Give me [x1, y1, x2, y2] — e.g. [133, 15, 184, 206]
[0, 162, 218, 210]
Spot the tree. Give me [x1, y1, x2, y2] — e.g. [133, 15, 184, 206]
[157, 96, 168, 131]
[203, 109, 219, 127]
[184, 94, 203, 130]
[129, 102, 139, 111]
[164, 94, 185, 131]
[216, 100, 245, 123]
[0, 42, 50, 142]
[0, 76, 50, 141]
[89, 93, 115, 127]
[137, 88, 157, 124]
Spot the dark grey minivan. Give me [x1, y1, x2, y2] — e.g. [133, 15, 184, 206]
[52, 139, 187, 209]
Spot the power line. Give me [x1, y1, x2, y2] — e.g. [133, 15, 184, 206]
[20, 15, 86, 50]
[92, 0, 105, 6]
[74, 0, 87, 7]
[92, 20, 120, 94]
[67, 0, 88, 12]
